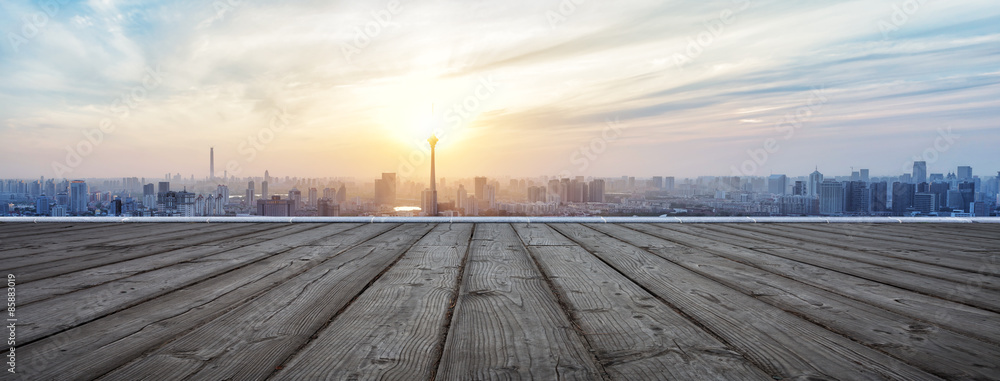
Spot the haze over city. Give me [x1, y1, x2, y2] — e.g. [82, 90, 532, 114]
[2, 0, 998, 180]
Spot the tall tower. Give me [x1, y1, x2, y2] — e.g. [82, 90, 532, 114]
[427, 134, 439, 216]
[210, 147, 215, 180]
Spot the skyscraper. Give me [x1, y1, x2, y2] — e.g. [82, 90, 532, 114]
[818, 180, 844, 215]
[210, 147, 215, 180]
[70, 180, 88, 215]
[958, 166, 972, 181]
[474, 176, 487, 199]
[860, 169, 869, 183]
[246, 181, 255, 204]
[308, 187, 318, 208]
[892, 182, 915, 215]
[288, 188, 302, 209]
[589, 179, 606, 203]
[374, 173, 397, 206]
[261, 181, 269, 200]
[912, 161, 927, 184]
[768, 174, 787, 195]
[808, 167, 823, 197]
[427, 135, 438, 216]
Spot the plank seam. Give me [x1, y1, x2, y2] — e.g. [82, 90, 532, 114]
[427, 223, 475, 381]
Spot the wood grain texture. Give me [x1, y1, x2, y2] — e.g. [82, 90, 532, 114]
[648, 224, 1000, 313]
[630, 223, 1000, 346]
[272, 223, 473, 381]
[99, 223, 435, 381]
[702, 224, 1000, 285]
[15, 223, 397, 380]
[15, 223, 346, 344]
[513, 223, 771, 380]
[550, 223, 940, 380]
[436, 223, 602, 380]
[585, 223, 1000, 380]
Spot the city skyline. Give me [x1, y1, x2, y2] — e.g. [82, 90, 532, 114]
[1, 1, 998, 180]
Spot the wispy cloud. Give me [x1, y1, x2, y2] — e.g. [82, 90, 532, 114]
[0, 0, 997, 179]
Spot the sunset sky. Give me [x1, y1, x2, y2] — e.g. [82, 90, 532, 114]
[1, 0, 998, 181]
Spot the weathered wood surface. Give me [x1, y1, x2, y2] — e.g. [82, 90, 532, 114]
[630, 223, 1000, 345]
[584, 224, 1000, 379]
[2, 222, 998, 381]
[436, 223, 602, 380]
[512, 223, 772, 380]
[272, 223, 473, 381]
[550, 223, 939, 380]
[16, 223, 399, 380]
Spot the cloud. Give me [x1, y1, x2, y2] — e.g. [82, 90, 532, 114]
[0, 0, 997, 179]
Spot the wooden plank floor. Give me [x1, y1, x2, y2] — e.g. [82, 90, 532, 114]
[2, 223, 998, 381]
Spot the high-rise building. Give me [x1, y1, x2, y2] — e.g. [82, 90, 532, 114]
[337, 184, 347, 203]
[318, 198, 339, 216]
[288, 188, 302, 208]
[869, 182, 888, 212]
[474, 177, 488, 199]
[457, 185, 468, 211]
[210, 147, 215, 180]
[768, 174, 787, 195]
[819, 180, 844, 215]
[588, 179, 605, 203]
[892, 182, 915, 215]
[374, 173, 397, 206]
[70, 180, 88, 215]
[929, 182, 949, 211]
[308, 187, 318, 208]
[663, 177, 675, 191]
[913, 193, 937, 215]
[792, 181, 806, 196]
[246, 181, 255, 204]
[427, 135, 438, 216]
[844, 181, 868, 213]
[808, 168, 823, 197]
[958, 166, 972, 181]
[36, 195, 51, 216]
[912, 161, 927, 184]
[257, 196, 296, 216]
[483, 184, 496, 210]
[261, 181, 269, 200]
[860, 169, 869, 183]
[651, 176, 663, 189]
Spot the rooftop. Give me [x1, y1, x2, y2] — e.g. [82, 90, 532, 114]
[3, 221, 999, 380]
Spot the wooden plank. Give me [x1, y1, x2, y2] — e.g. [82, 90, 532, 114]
[583, 223, 1000, 379]
[16, 223, 400, 380]
[549, 223, 940, 380]
[15, 224, 320, 305]
[701, 224, 1000, 284]
[1, 222, 256, 267]
[271, 223, 473, 380]
[626, 223, 1000, 345]
[863, 223, 1000, 242]
[15, 223, 352, 345]
[769, 223, 996, 253]
[100, 223, 436, 381]
[513, 223, 771, 380]
[0, 222, 211, 258]
[436, 223, 602, 380]
[658, 224, 1000, 313]
[7, 223, 286, 284]
[0, 222, 121, 240]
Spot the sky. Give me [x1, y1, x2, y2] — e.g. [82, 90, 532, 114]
[1, 0, 998, 182]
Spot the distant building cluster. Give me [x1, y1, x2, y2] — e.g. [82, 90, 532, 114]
[1, 162, 996, 218]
